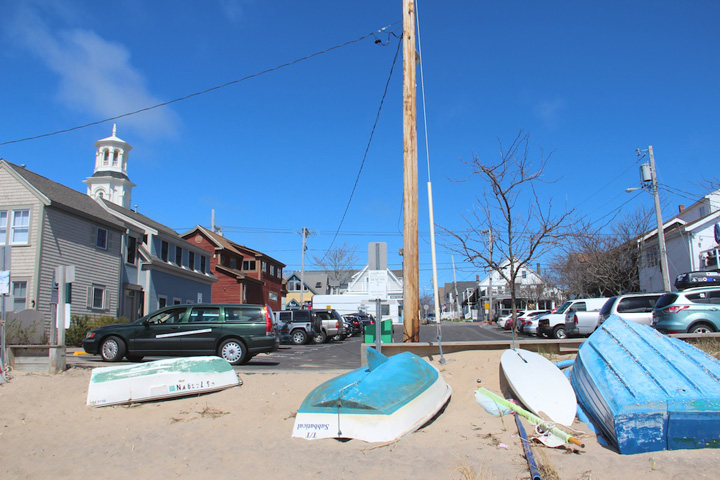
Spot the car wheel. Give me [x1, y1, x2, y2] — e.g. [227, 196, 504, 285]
[689, 323, 715, 334]
[218, 338, 248, 365]
[313, 330, 327, 344]
[291, 329, 308, 345]
[333, 333, 346, 341]
[100, 336, 126, 362]
[125, 354, 144, 362]
[552, 326, 567, 340]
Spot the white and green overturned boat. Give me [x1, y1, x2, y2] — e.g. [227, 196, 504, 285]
[86, 356, 240, 407]
[292, 348, 451, 442]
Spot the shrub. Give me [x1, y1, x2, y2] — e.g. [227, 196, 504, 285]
[65, 315, 125, 347]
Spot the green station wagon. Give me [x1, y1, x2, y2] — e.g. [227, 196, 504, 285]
[82, 304, 278, 365]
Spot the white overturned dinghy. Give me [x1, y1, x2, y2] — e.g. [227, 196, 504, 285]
[87, 356, 240, 407]
[292, 348, 451, 442]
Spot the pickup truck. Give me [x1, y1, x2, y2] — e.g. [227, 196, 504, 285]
[564, 309, 602, 337]
[275, 310, 321, 345]
[537, 298, 608, 339]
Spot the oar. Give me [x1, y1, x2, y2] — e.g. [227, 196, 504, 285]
[476, 387, 585, 448]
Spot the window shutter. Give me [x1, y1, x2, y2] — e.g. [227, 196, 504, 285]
[104, 289, 110, 310]
[87, 286, 92, 308]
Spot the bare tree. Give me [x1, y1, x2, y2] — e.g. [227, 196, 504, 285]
[445, 132, 575, 331]
[312, 243, 358, 292]
[548, 207, 651, 297]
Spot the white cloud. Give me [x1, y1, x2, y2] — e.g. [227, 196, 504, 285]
[217, 0, 252, 23]
[533, 98, 565, 131]
[6, 2, 180, 139]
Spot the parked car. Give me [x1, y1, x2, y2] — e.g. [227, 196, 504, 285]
[343, 315, 363, 336]
[538, 298, 609, 339]
[598, 293, 663, 326]
[275, 309, 321, 345]
[312, 308, 345, 342]
[353, 312, 376, 332]
[564, 309, 602, 337]
[652, 286, 720, 333]
[498, 311, 521, 329]
[82, 304, 278, 365]
[312, 308, 345, 343]
[502, 310, 550, 330]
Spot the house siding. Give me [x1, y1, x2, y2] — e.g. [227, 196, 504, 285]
[38, 207, 123, 328]
[147, 269, 212, 309]
[0, 168, 44, 311]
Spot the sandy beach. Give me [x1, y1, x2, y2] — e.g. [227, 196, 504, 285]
[2, 349, 718, 479]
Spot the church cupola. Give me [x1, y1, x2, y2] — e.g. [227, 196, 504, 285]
[84, 124, 136, 209]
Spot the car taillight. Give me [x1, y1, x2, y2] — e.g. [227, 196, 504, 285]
[263, 306, 273, 335]
[663, 305, 689, 314]
[573, 314, 578, 325]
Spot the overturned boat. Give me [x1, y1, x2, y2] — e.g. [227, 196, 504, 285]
[87, 356, 240, 407]
[292, 347, 451, 442]
[570, 315, 720, 454]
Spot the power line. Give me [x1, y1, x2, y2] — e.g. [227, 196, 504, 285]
[319, 33, 403, 258]
[0, 23, 401, 146]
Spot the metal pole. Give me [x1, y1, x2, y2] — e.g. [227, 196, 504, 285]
[648, 146, 671, 292]
[299, 227, 308, 307]
[375, 298, 382, 353]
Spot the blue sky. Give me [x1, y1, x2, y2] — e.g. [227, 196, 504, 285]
[1, 1, 718, 290]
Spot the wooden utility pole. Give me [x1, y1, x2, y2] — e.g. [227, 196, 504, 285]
[402, 0, 419, 342]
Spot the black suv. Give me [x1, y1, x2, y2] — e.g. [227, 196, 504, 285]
[82, 304, 278, 365]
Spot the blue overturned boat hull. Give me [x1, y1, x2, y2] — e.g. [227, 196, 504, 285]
[570, 315, 720, 454]
[292, 348, 451, 442]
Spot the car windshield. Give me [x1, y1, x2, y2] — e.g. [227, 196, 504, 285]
[555, 302, 573, 315]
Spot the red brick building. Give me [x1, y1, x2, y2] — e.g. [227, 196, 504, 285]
[181, 226, 286, 311]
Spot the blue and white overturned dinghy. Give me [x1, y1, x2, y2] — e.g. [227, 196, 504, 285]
[87, 356, 240, 407]
[570, 315, 720, 454]
[292, 348, 452, 442]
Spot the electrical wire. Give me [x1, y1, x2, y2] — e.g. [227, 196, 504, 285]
[317, 33, 403, 258]
[0, 23, 401, 146]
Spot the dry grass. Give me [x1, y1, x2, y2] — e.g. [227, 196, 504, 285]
[690, 336, 720, 360]
[452, 456, 496, 480]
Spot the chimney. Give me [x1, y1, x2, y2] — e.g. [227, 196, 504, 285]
[678, 204, 685, 214]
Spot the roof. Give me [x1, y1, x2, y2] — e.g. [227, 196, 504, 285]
[1, 159, 124, 229]
[101, 199, 181, 238]
[181, 225, 286, 267]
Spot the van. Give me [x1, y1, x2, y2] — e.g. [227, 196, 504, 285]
[598, 293, 663, 326]
[537, 298, 608, 339]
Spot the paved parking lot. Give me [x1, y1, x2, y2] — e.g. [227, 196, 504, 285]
[66, 321, 528, 372]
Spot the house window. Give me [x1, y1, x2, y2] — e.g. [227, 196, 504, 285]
[12, 281, 27, 312]
[11, 209, 30, 245]
[288, 280, 301, 292]
[158, 295, 168, 309]
[96, 227, 108, 249]
[200, 256, 207, 273]
[90, 285, 106, 310]
[173, 297, 182, 305]
[243, 260, 256, 271]
[161, 241, 169, 262]
[0, 211, 7, 244]
[270, 265, 276, 276]
[189, 251, 195, 270]
[175, 245, 183, 266]
[126, 236, 137, 264]
[262, 261, 267, 273]
[230, 258, 237, 269]
[522, 270, 527, 279]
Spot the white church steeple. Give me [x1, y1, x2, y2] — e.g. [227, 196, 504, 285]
[84, 124, 136, 209]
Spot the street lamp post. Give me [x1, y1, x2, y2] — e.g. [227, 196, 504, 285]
[626, 146, 671, 292]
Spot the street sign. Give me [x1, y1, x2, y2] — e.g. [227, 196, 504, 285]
[367, 270, 387, 300]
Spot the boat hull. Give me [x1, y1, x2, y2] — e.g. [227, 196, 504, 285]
[570, 315, 720, 454]
[293, 350, 451, 442]
[86, 356, 240, 407]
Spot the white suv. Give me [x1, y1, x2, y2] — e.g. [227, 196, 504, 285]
[598, 293, 663, 326]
